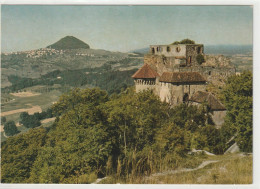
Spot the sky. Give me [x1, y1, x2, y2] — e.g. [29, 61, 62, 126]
[1, 5, 253, 53]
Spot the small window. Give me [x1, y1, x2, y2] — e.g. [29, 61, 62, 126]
[157, 47, 159, 52]
[188, 56, 192, 64]
[176, 47, 181, 52]
[151, 48, 155, 54]
[167, 46, 171, 52]
[197, 47, 201, 54]
[208, 71, 211, 75]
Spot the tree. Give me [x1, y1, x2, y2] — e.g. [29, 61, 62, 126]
[221, 71, 252, 152]
[20, 112, 41, 128]
[1, 128, 47, 183]
[196, 54, 205, 65]
[171, 39, 195, 45]
[4, 120, 20, 136]
[1, 116, 7, 124]
[180, 39, 195, 44]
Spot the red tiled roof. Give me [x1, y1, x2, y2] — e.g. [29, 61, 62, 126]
[189, 91, 226, 111]
[159, 72, 206, 83]
[132, 64, 159, 79]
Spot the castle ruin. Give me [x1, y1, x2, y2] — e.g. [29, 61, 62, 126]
[132, 42, 236, 127]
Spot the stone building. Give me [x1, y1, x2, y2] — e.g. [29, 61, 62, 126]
[132, 42, 234, 127]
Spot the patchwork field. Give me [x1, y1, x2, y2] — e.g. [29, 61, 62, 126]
[1, 104, 42, 117]
[1, 87, 62, 142]
[10, 91, 41, 97]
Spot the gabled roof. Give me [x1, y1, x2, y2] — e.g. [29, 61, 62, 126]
[132, 64, 160, 79]
[159, 72, 206, 83]
[189, 91, 226, 111]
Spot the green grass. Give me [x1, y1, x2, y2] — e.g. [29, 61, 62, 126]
[1, 132, 7, 143]
[1, 90, 61, 112]
[99, 154, 252, 184]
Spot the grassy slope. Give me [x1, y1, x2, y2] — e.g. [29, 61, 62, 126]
[100, 153, 252, 184]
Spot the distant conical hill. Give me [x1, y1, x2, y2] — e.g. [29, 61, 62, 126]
[47, 36, 90, 50]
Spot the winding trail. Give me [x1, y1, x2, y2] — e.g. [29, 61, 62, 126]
[92, 177, 107, 184]
[92, 160, 219, 184]
[148, 160, 219, 178]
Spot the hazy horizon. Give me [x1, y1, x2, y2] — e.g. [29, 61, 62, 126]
[1, 5, 253, 53]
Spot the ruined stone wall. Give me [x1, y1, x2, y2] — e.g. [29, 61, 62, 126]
[178, 66, 236, 84]
[144, 54, 178, 75]
[150, 44, 187, 57]
[190, 101, 227, 127]
[155, 82, 206, 106]
[186, 45, 204, 66]
[212, 111, 227, 127]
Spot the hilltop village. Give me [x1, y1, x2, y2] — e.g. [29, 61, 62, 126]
[132, 40, 236, 126]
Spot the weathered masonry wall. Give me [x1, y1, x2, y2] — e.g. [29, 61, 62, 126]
[178, 66, 236, 83]
[186, 45, 204, 66]
[149, 44, 204, 62]
[150, 44, 187, 57]
[156, 82, 206, 105]
[190, 102, 227, 127]
[134, 79, 156, 92]
[212, 110, 227, 127]
[144, 54, 180, 75]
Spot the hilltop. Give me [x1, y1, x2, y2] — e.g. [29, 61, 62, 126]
[47, 36, 90, 50]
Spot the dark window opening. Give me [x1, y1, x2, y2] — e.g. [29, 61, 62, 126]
[167, 46, 171, 52]
[197, 47, 201, 54]
[209, 71, 211, 75]
[176, 47, 181, 52]
[151, 48, 155, 54]
[183, 93, 189, 102]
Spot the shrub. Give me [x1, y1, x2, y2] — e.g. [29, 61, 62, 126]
[3, 120, 20, 136]
[171, 39, 195, 45]
[196, 54, 205, 65]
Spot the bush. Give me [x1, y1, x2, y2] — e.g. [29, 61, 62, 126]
[1, 116, 7, 124]
[171, 39, 195, 45]
[4, 120, 20, 136]
[221, 71, 252, 152]
[196, 54, 205, 65]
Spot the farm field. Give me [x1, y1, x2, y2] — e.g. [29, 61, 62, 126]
[1, 88, 62, 142]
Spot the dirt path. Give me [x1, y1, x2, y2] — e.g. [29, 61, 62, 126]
[41, 117, 55, 124]
[148, 160, 219, 178]
[92, 177, 107, 184]
[92, 160, 220, 184]
[1, 105, 42, 117]
[10, 91, 41, 97]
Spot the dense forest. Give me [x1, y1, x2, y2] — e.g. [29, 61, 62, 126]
[1, 71, 252, 183]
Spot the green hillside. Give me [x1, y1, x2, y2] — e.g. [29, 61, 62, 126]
[47, 36, 90, 50]
[1, 71, 253, 183]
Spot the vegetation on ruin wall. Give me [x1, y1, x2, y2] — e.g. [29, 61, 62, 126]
[171, 39, 195, 45]
[1, 71, 252, 183]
